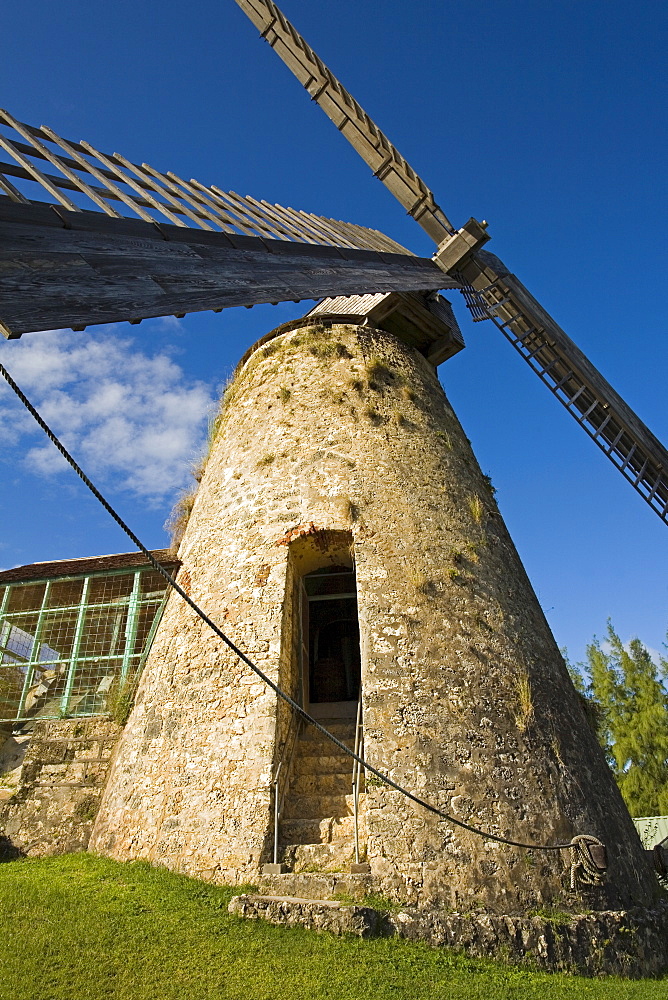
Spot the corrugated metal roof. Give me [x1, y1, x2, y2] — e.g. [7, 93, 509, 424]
[307, 293, 389, 317]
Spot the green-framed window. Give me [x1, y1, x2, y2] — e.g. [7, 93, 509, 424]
[0, 566, 171, 723]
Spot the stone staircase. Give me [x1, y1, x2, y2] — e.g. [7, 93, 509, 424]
[279, 717, 365, 874]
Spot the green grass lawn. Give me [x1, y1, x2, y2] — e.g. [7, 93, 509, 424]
[0, 854, 666, 1000]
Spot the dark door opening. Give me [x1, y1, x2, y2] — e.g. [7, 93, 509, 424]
[301, 566, 361, 708]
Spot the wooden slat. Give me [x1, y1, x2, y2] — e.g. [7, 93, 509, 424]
[289, 205, 357, 247]
[5, 135, 182, 209]
[138, 163, 217, 231]
[344, 223, 405, 254]
[0, 125, 81, 211]
[1, 107, 425, 257]
[0, 171, 28, 203]
[317, 213, 407, 254]
[281, 205, 349, 247]
[112, 155, 217, 230]
[293, 208, 360, 250]
[39, 125, 159, 223]
[0, 111, 122, 218]
[215, 187, 289, 240]
[0, 156, 180, 217]
[244, 194, 304, 241]
[166, 172, 253, 232]
[173, 174, 255, 231]
[277, 202, 373, 252]
[212, 184, 299, 242]
[78, 140, 187, 228]
[186, 180, 243, 233]
[337, 220, 392, 253]
[255, 199, 319, 243]
[224, 189, 287, 239]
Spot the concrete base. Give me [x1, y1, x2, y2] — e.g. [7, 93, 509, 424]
[350, 862, 371, 874]
[261, 863, 290, 875]
[229, 894, 668, 978]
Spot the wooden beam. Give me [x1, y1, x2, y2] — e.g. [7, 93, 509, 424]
[0, 198, 453, 337]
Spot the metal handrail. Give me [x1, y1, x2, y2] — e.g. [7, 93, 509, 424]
[352, 693, 364, 864]
[271, 707, 302, 864]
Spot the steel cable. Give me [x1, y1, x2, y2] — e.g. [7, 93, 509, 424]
[0, 358, 600, 860]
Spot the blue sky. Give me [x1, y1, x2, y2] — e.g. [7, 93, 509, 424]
[1, 0, 666, 667]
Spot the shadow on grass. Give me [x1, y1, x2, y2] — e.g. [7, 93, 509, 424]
[0, 834, 23, 861]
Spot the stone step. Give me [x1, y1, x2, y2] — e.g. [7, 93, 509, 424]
[294, 743, 354, 764]
[292, 747, 353, 783]
[282, 791, 354, 820]
[293, 740, 355, 765]
[257, 871, 373, 901]
[229, 895, 384, 938]
[280, 814, 356, 845]
[299, 723, 356, 746]
[289, 771, 353, 796]
[282, 841, 361, 873]
[229, 895, 383, 939]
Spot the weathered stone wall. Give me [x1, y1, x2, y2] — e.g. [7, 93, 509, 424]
[0, 719, 121, 857]
[229, 893, 668, 978]
[92, 321, 656, 912]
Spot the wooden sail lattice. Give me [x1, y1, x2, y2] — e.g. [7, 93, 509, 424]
[0, 109, 454, 337]
[0, 108, 412, 253]
[459, 258, 668, 525]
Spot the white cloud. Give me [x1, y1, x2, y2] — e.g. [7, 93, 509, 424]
[0, 328, 216, 503]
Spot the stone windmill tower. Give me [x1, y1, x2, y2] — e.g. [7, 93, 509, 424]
[89, 300, 657, 914]
[0, 2, 665, 917]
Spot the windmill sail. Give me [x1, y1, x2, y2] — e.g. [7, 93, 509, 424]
[456, 250, 668, 524]
[0, 108, 453, 337]
[235, 0, 668, 525]
[233, 0, 454, 246]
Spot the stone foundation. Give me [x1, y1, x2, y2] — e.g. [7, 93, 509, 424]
[0, 718, 121, 858]
[229, 893, 668, 978]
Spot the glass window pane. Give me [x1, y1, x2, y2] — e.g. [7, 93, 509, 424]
[140, 569, 169, 597]
[47, 578, 84, 608]
[132, 601, 161, 655]
[0, 564, 169, 720]
[1, 616, 38, 660]
[7, 583, 46, 613]
[68, 656, 124, 715]
[24, 663, 68, 718]
[0, 663, 25, 718]
[304, 570, 356, 597]
[39, 609, 79, 660]
[88, 574, 134, 605]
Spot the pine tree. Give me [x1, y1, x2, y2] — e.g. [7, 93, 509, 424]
[561, 647, 607, 749]
[584, 622, 668, 817]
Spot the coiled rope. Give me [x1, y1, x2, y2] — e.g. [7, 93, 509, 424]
[0, 358, 607, 875]
[570, 836, 606, 888]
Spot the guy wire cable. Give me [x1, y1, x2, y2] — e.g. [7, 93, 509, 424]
[0, 357, 604, 863]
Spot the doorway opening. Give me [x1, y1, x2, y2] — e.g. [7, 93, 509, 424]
[300, 565, 360, 719]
